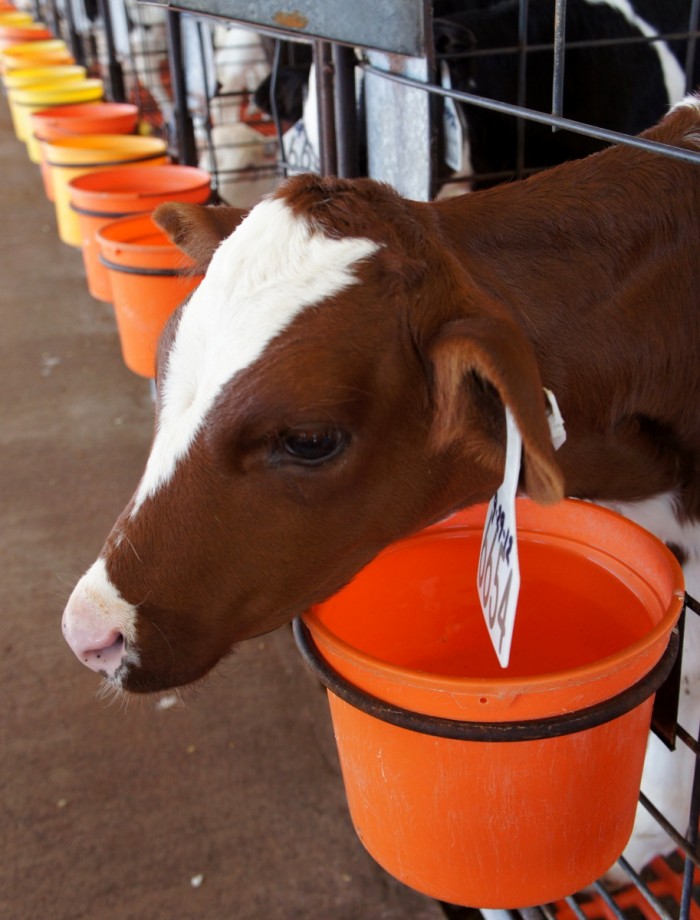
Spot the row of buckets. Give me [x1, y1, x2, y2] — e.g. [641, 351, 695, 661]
[0, 1, 209, 378]
[2, 2, 691, 911]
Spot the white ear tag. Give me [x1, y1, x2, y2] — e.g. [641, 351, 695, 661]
[477, 406, 522, 668]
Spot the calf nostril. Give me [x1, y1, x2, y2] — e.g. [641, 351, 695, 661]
[81, 633, 126, 676]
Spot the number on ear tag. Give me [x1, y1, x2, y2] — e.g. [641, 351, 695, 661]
[477, 407, 522, 668]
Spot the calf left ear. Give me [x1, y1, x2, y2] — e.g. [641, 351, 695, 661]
[428, 315, 565, 505]
[153, 202, 248, 273]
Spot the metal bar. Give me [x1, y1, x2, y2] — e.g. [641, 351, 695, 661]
[679, 720, 700, 920]
[559, 898, 588, 920]
[685, 0, 700, 94]
[515, 0, 529, 178]
[62, 0, 85, 67]
[638, 792, 699, 864]
[616, 855, 677, 920]
[313, 40, 337, 176]
[551, 0, 567, 129]
[435, 31, 700, 62]
[165, 10, 198, 165]
[96, 0, 126, 102]
[332, 43, 359, 178]
[360, 63, 700, 167]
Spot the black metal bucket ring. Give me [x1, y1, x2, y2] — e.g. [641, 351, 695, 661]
[293, 618, 680, 743]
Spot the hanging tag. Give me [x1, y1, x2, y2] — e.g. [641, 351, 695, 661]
[544, 388, 567, 450]
[477, 407, 522, 668]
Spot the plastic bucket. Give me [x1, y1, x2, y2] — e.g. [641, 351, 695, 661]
[0, 12, 34, 27]
[69, 164, 211, 301]
[3, 63, 86, 91]
[42, 134, 168, 245]
[31, 101, 139, 183]
[0, 39, 74, 72]
[0, 24, 54, 51]
[296, 499, 684, 908]
[8, 77, 103, 144]
[4, 65, 87, 136]
[96, 213, 203, 377]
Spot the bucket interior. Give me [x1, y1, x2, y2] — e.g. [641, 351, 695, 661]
[308, 501, 683, 687]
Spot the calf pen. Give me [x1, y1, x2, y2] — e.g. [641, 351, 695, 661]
[36, 0, 700, 916]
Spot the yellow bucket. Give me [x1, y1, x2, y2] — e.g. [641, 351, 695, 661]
[4, 65, 87, 138]
[42, 134, 169, 245]
[0, 39, 74, 73]
[3, 64, 86, 91]
[0, 12, 35, 27]
[9, 77, 103, 145]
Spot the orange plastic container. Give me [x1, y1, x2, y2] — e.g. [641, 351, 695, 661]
[96, 214, 203, 377]
[297, 499, 684, 908]
[30, 100, 138, 172]
[41, 134, 168, 245]
[0, 39, 74, 73]
[68, 164, 211, 301]
[0, 23, 54, 51]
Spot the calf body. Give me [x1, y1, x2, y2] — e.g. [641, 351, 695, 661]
[63, 98, 700, 872]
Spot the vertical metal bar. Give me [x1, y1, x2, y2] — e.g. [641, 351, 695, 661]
[551, 0, 567, 130]
[62, 0, 85, 67]
[516, 0, 529, 178]
[679, 719, 700, 920]
[96, 0, 126, 102]
[685, 0, 700, 95]
[166, 10, 198, 165]
[332, 44, 358, 178]
[313, 40, 337, 176]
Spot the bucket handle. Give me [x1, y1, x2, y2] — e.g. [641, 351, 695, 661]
[293, 619, 680, 742]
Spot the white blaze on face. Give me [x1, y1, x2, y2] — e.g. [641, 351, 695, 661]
[131, 196, 379, 516]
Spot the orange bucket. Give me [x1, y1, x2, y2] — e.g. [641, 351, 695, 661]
[0, 39, 74, 73]
[30, 100, 138, 170]
[96, 213, 203, 378]
[296, 499, 684, 908]
[0, 23, 54, 51]
[41, 134, 168, 245]
[68, 164, 211, 301]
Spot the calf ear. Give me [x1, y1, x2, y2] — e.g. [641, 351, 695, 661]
[153, 202, 248, 273]
[428, 316, 564, 505]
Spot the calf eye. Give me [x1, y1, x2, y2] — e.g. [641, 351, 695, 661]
[281, 429, 347, 465]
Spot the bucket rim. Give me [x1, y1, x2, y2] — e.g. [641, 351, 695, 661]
[302, 499, 685, 700]
[66, 164, 211, 208]
[98, 252, 201, 278]
[45, 150, 167, 169]
[293, 617, 680, 740]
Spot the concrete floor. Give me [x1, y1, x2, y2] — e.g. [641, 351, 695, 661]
[0, 96, 448, 918]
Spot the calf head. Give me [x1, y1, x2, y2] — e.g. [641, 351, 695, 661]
[62, 174, 562, 693]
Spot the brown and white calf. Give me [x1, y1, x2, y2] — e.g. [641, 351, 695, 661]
[63, 97, 700, 874]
